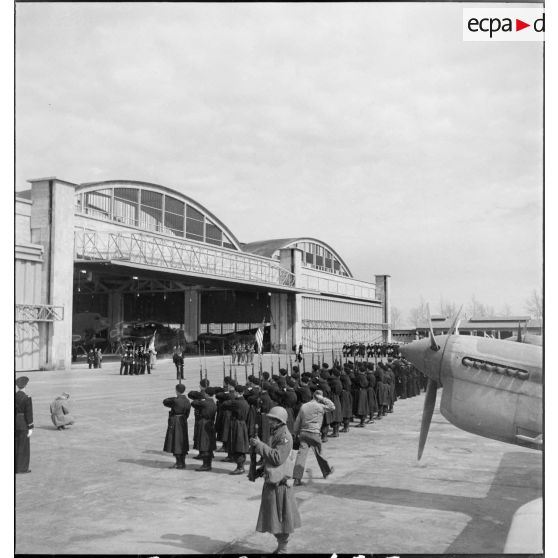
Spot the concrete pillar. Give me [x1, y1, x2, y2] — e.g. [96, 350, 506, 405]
[375, 274, 392, 343]
[29, 177, 77, 370]
[183, 288, 200, 342]
[108, 292, 123, 329]
[278, 248, 303, 351]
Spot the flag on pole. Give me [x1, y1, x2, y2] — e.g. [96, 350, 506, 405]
[148, 331, 156, 352]
[255, 327, 264, 354]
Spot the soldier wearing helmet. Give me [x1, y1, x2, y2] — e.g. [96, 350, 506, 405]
[250, 406, 301, 554]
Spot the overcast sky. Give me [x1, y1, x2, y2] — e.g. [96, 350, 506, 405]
[15, 3, 543, 325]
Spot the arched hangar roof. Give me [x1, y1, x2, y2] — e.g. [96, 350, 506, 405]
[76, 180, 242, 251]
[242, 238, 353, 278]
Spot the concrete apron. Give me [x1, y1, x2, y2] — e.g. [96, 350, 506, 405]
[15, 357, 542, 554]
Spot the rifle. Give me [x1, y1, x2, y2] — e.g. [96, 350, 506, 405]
[248, 424, 260, 482]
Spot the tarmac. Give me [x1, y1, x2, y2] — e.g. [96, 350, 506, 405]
[14, 355, 543, 555]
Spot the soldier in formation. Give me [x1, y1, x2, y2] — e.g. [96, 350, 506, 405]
[158, 355, 424, 479]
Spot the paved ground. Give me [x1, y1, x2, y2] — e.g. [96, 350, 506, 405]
[15, 356, 543, 555]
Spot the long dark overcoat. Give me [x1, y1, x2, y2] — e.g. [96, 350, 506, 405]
[328, 377, 343, 424]
[339, 373, 353, 419]
[163, 395, 191, 455]
[222, 397, 250, 454]
[366, 373, 379, 414]
[255, 423, 301, 535]
[191, 396, 217, 453]
[15, 391, 33, 473]
[355, 373, 370, 416]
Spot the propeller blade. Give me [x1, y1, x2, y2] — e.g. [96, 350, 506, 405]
[446, 305, 463, 338]
[426, 303, 438, 351]
[418, 378, 438, 460]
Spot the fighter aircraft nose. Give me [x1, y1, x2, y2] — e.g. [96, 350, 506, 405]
[400, 338, 440, 381]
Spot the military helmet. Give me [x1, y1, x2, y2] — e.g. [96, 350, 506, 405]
[267, 406, 288, 425]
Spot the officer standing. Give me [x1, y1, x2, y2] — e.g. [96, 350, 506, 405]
[15, 376, 34, 474]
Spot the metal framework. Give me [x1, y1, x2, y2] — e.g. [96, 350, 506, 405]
[74, 230, 295, 288]
[302, 319, 388, 330]
[15, 304, 64, 322]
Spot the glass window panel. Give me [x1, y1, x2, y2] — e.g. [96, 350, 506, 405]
[325, 257, 332, 269]
[315, 255, 324, 267]
[223, 242, 236, 250]
[139, 205, 163, 231]
[84, 189, 111, 218]
[113, 196, 138, 226]
[206, 222, 223, 244]
[305, 252, 314, 265]
[140, 190, 163, 209]
[186, 217, 204, 239]
[164, 211, 184, 234]
[114, 188, 138, 203]
[187, 205, 204, 221]
[165, 196, 184, 216]
[333, 259, 341, 271]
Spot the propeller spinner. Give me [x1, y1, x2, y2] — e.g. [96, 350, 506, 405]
[400, 306, 463, 460]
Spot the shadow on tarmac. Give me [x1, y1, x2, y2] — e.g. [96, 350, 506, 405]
[118, 457, 250, 476]
[143, 532, 264, 555]
[294, 451, 541, 553]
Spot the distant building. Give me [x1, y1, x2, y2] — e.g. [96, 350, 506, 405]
[392, 315, 542, 344]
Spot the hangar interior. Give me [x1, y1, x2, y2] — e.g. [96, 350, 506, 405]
[15, 178, 391, 371]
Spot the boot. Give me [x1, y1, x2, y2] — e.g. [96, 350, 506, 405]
[273, 534, 289, 554]
[196, 458, 212, 472]
[230, 466, 245, 475]
[193, 454, 203, 460]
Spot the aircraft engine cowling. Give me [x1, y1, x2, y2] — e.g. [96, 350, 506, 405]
[439, 337, 542, 449]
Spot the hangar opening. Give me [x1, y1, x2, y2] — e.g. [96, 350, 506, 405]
[16, 177, 391, 371]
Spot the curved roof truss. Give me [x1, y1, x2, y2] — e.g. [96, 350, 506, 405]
[75, 180, 241, 251]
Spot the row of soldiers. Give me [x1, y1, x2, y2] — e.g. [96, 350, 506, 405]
[119, 346, 155, 375]
[342, 342, 402, 359]
[86, 348, 103, 369]
[231, 343, 256, 365]
[162, 358, 426, 473]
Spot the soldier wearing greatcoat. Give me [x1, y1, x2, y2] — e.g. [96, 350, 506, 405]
[221, 384, 250, 474]
[327, 369, 344, 437]
[354, 367, 369, 427]
[15, 376, 33, 474]
[365, 366, 378, 423]
[163, 383, 191, 469]
[191, 387, 217, 472]
[250, 406, 301, 554]
[339, 368, 353, 432]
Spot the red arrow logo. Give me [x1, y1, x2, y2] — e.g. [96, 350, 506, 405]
[516, 19, 530, 31]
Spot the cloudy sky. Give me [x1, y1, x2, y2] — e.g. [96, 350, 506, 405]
[15, 3, 543, 325]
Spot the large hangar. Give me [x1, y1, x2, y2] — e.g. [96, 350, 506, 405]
[15, 177, 391, 371]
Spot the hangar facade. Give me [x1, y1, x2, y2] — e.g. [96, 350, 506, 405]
[15, 177, 391, 371]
